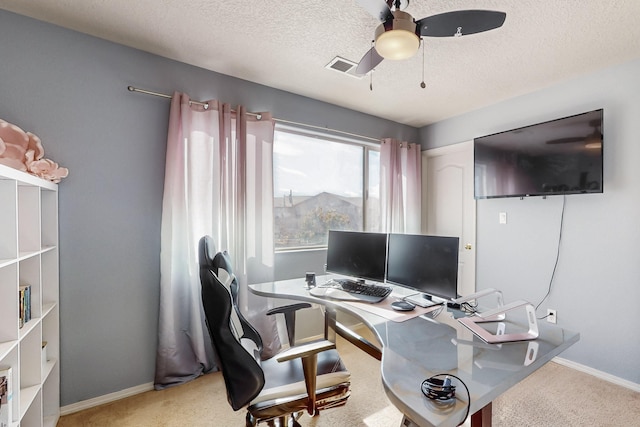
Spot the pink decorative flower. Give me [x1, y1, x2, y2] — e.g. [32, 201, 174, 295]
[27, 132, 45, 160]
[28, 158, 69, 183]
[0, 120, 29, 171]
[0, 119, 68, 182]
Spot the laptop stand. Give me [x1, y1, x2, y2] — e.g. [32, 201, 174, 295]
[458, 300, 540, 344]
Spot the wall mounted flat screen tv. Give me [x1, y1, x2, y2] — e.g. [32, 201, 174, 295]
[474, 109, 603, 199]
[326, 230, 388, 283]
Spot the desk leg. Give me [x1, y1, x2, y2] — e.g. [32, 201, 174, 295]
[399, 402, 492, 427]
[323, 307, 382, 360]
[335, 321, 382, 361]
[470, 402, 492, 427]
[324, 306, 337, 343]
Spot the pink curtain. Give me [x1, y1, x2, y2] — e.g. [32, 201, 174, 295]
[154, 93, 280, 389]
[380, 138, 422, 233]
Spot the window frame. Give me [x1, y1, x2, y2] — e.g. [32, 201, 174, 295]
[273, 124, 380, 253]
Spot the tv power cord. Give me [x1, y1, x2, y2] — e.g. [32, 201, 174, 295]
[421, 374, 470, 427]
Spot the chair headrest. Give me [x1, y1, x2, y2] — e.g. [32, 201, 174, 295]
[198, 235, 216, 269]
[213, 251, 233, 274]
[212, 251, 238, 293]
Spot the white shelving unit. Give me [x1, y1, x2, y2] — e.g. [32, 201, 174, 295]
[0, 164, 59, 427]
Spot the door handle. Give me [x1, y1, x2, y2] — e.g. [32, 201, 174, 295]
[464, 244, 472, 250]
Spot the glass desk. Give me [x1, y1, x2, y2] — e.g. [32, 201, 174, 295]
[250, 276, 579, 427]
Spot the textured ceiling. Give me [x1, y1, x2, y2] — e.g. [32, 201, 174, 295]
[1, 0, 640, 127]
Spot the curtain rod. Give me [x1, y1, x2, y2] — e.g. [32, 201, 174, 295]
[127, 85, 380, 143]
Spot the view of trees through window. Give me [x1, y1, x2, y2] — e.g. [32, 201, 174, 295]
[273, 128, 380, 250]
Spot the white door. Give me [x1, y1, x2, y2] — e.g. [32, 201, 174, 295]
[422, 141, 476, 297]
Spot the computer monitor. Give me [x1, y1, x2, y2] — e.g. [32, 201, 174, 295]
[326, 230, 388, 283]
[386, 233, 460, 303]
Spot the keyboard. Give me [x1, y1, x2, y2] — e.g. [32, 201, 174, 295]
[309, 278, 392, 303]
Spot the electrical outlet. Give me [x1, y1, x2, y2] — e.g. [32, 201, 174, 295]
[499, 212, 507, 224]
[547, 309, 557, 324]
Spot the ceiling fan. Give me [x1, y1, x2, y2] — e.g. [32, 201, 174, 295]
[546, 119, 603, 149]
[354, 0, 507, 75]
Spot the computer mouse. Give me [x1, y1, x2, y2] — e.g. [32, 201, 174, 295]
[391, 301, 416, 311]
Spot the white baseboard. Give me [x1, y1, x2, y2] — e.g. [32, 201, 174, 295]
[60, 382, 154, 416]
[553, 357, 640, 393]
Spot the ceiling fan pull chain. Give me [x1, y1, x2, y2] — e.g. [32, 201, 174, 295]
[420, 38, 426, 89]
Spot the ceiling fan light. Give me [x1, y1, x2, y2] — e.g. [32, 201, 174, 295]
[585, 142, 602, 149]
[376, 30, 420, 60]
[374, 10, 420, 60]
[584, 131, 602, 149]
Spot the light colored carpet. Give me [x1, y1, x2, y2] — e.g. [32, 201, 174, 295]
[58, 335, 639, 427]
[492, 361, 640, 426]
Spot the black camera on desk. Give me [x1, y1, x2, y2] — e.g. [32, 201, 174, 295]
[305, 272, 316, 289]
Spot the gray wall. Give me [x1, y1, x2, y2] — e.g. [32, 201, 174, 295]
[275, 249, 328, 281]
[420, 60, 640, 384]
[0, 10, 417, 406]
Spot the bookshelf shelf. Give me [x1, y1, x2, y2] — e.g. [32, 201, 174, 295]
[0, 341, 17, 361]
[17, 251, 41, 261]
[0, 164, 59, 427]
[42, 303, 56, 318]
[18, 318, 40, 340]
[42, 359, 56, 383]
[18, 384, 40, 420]
[0, 258, 15, 269]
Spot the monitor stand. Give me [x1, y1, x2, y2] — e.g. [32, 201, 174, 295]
[404, 293, 445, 308]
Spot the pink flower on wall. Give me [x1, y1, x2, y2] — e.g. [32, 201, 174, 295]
[0, 119, 68, 182]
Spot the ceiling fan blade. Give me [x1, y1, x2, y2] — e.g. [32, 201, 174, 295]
[356, 0, 393, 22]
[416, 10, 506, 37]
[355, 47, 384, 75]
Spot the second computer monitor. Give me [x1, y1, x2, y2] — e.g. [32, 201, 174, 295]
[386, 233, 460, 301]
[326, 230, 388, 283]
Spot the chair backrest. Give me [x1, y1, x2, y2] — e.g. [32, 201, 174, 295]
[198, 236, 265, 410]
[199, 236, 263, 351]
[211, 250, 264, 351]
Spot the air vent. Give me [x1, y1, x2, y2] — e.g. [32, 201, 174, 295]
[325, 56, 366, 79]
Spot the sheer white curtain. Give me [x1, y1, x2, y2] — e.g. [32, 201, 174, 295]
[379, 138, 422, 233]
[154, 92, 280, 389]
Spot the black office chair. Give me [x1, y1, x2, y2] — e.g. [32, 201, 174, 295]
[199, 236, 311, 349]
[198, 236, 350, 427]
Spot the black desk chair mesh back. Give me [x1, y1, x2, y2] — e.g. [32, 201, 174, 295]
[198, 236, 351, 426]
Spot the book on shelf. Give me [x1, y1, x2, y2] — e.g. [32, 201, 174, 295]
[19, 284, 31, 328]
[0, 366, 12, 427]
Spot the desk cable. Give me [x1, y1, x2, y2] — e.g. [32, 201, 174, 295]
[459, 301, 478, 316]
[421, 374, 470, 427]
[536, 194, 566, 320]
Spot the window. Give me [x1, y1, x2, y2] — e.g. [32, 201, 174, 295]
[273, 126, 380, 250]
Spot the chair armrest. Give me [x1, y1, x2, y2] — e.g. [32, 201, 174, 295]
[266, 303, 312, 316]
[275, 339, 336, 363]
[274, 339, 337, 415]
[266, 303, 312, 346]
